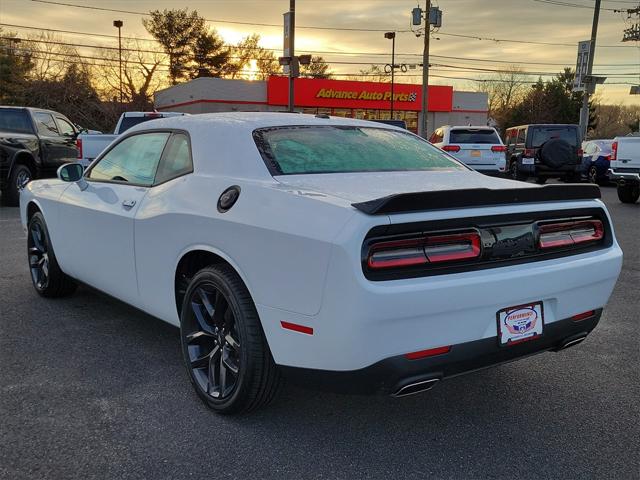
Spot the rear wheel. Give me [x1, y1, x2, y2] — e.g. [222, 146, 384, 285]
[535, 177, 547, 184]
[588, 166, 599, 185]
[27, 212, 77, 297]
[617, 183, 640, 204]
[3, 164, 32, 207]
[180, 265, 281, 414]
[510, 161, 526, 181]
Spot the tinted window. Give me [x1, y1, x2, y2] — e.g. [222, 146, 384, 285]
[0, 109, 33, 133]
[55, 117, 76, 136]
[255, 126, 465, 175]
[88, 132, 169, 186]
[34, 112, 59, 136]
[154, 133, 193, 184]
[118, 115, 164, 133]
[530, 126, 579, 147]
[449, 129, 500, 144]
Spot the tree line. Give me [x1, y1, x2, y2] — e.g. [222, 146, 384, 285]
[0, 8, 332, 132]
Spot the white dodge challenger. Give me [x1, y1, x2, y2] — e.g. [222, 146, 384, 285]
[20, 113, 623, 414]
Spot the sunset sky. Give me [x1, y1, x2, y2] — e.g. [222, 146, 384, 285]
[1, 0, 639, 106]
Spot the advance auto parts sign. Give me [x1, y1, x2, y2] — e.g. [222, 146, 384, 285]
[267, 76, 453, 112]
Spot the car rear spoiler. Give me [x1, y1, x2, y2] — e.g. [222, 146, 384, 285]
[351, 184, 601, 215]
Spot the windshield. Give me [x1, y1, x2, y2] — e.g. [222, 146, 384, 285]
[0, 109, 33, 134]
[530, 126, 579, 148]
[449, 129, 500, 144]
[254, 126, 466, 175]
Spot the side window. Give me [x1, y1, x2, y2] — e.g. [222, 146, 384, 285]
[88, 132, 170, 186]
[516, 128, 526, 145]
[154, 133, 193, 185]
[55, 117, 76, 136]
[34, 112, 59, 136]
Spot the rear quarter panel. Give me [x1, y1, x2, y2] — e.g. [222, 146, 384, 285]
[133, 174, 358, 325]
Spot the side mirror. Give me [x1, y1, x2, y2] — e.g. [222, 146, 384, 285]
[57, 163, 88, 190]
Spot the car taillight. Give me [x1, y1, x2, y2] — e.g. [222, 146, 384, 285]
[577, 148, 583, 156]
[491, 145, 506, 152]
[611, 141, 617, 161]
[367, 231, 481, 270]
[524, 148, 535, 157]
[603, 154, 611, 162]
[442, 145, 460, 152]
[538, 219, 604, 249]
[76, 138, 82, 159]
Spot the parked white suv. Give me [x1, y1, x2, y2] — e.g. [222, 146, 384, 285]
[429, 126, 506, 175]
[608, 135, 640, 204]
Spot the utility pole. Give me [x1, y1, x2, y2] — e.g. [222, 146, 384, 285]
[288, 0, 295, 112]
[113, 20, 124, 104]
[420, 0, 431, 139]
[579, 0, 600, 140]
[384, 32, 396, 119]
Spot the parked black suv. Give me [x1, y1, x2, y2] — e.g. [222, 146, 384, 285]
[0, 106, 79, 206]
[504, 124, 582, 183]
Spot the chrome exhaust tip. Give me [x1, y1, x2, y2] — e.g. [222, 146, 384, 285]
[557, 335, 588, 351]
[392, 378, 440, 397]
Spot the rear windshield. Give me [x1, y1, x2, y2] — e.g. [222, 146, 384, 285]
[254, 126, 466, 175]
[530, 126, 579, 148]
[0, 109, 33, 134]
[449, 129, 500, 144]
[118, 115, 165, 133]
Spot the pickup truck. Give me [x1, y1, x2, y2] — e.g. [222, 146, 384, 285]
[0, 106, 78, 206]
[77, 111, 186, 166]
[608, 135, 640, 203]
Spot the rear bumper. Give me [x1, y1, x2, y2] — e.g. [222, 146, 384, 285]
[280, 310, 602, 395]
[608, 168, 640, 184]
[519, 161, 581, 176]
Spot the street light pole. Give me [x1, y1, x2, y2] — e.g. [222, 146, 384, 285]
[113, 20, 124, 104]
[288, 0, 295, 113]
[579, 0, 601, 140]
[384, 32, 396, 119]
[419, 0, 431, 138]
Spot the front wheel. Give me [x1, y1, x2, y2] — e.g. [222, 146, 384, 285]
[180, 265, 281, 414]
[617, 183, 640, 204]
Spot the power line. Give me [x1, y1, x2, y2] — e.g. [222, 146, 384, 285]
[531, 0, 619, 11]
[3, 23, 637, 70]
[26, 0, 638, 48]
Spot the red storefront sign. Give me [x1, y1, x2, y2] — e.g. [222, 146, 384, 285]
[267, 76, 453, 112]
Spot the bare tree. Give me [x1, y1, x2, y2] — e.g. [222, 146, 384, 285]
[347, 64, 389, 83]
[475, 66, 528, 128]
[22, 31, 80, 81]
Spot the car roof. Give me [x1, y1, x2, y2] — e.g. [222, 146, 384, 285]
[125, 112, 406, 180]
[506, 124, 579, 130]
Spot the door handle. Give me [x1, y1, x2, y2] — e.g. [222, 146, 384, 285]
[122, 199, 136, 208]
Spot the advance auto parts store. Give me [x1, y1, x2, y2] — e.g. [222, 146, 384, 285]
[154, 76, 489, 134]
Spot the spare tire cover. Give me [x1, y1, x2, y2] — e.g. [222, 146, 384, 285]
[538, 138, 573, 168]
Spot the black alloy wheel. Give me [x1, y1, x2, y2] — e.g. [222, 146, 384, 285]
[180, 265, 281, 414]
[588, 166, 599, 185]
[184, 284, 241, 400]
[28, 219, 50, 291]
[26, 212, 77, 297]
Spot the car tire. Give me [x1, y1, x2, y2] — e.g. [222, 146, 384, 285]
[180, 264, 281, 414]
[510, 161, 526, 181]
[27, 212, 77, 297]
[535, 177, 547, 184]
[617, 183, 640, 204]
[4, 164, 32, 207]
[587, 166, 605, 185]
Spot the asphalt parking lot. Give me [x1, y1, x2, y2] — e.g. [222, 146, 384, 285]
[0, 184, 638, 480]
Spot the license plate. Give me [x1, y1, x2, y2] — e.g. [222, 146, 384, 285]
[497, 302, 544, 346]
[522, 157, 535, 165]
[471, 150, 481, 157]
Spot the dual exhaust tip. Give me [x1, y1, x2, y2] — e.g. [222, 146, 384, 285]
[392, 334, 589, 397]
